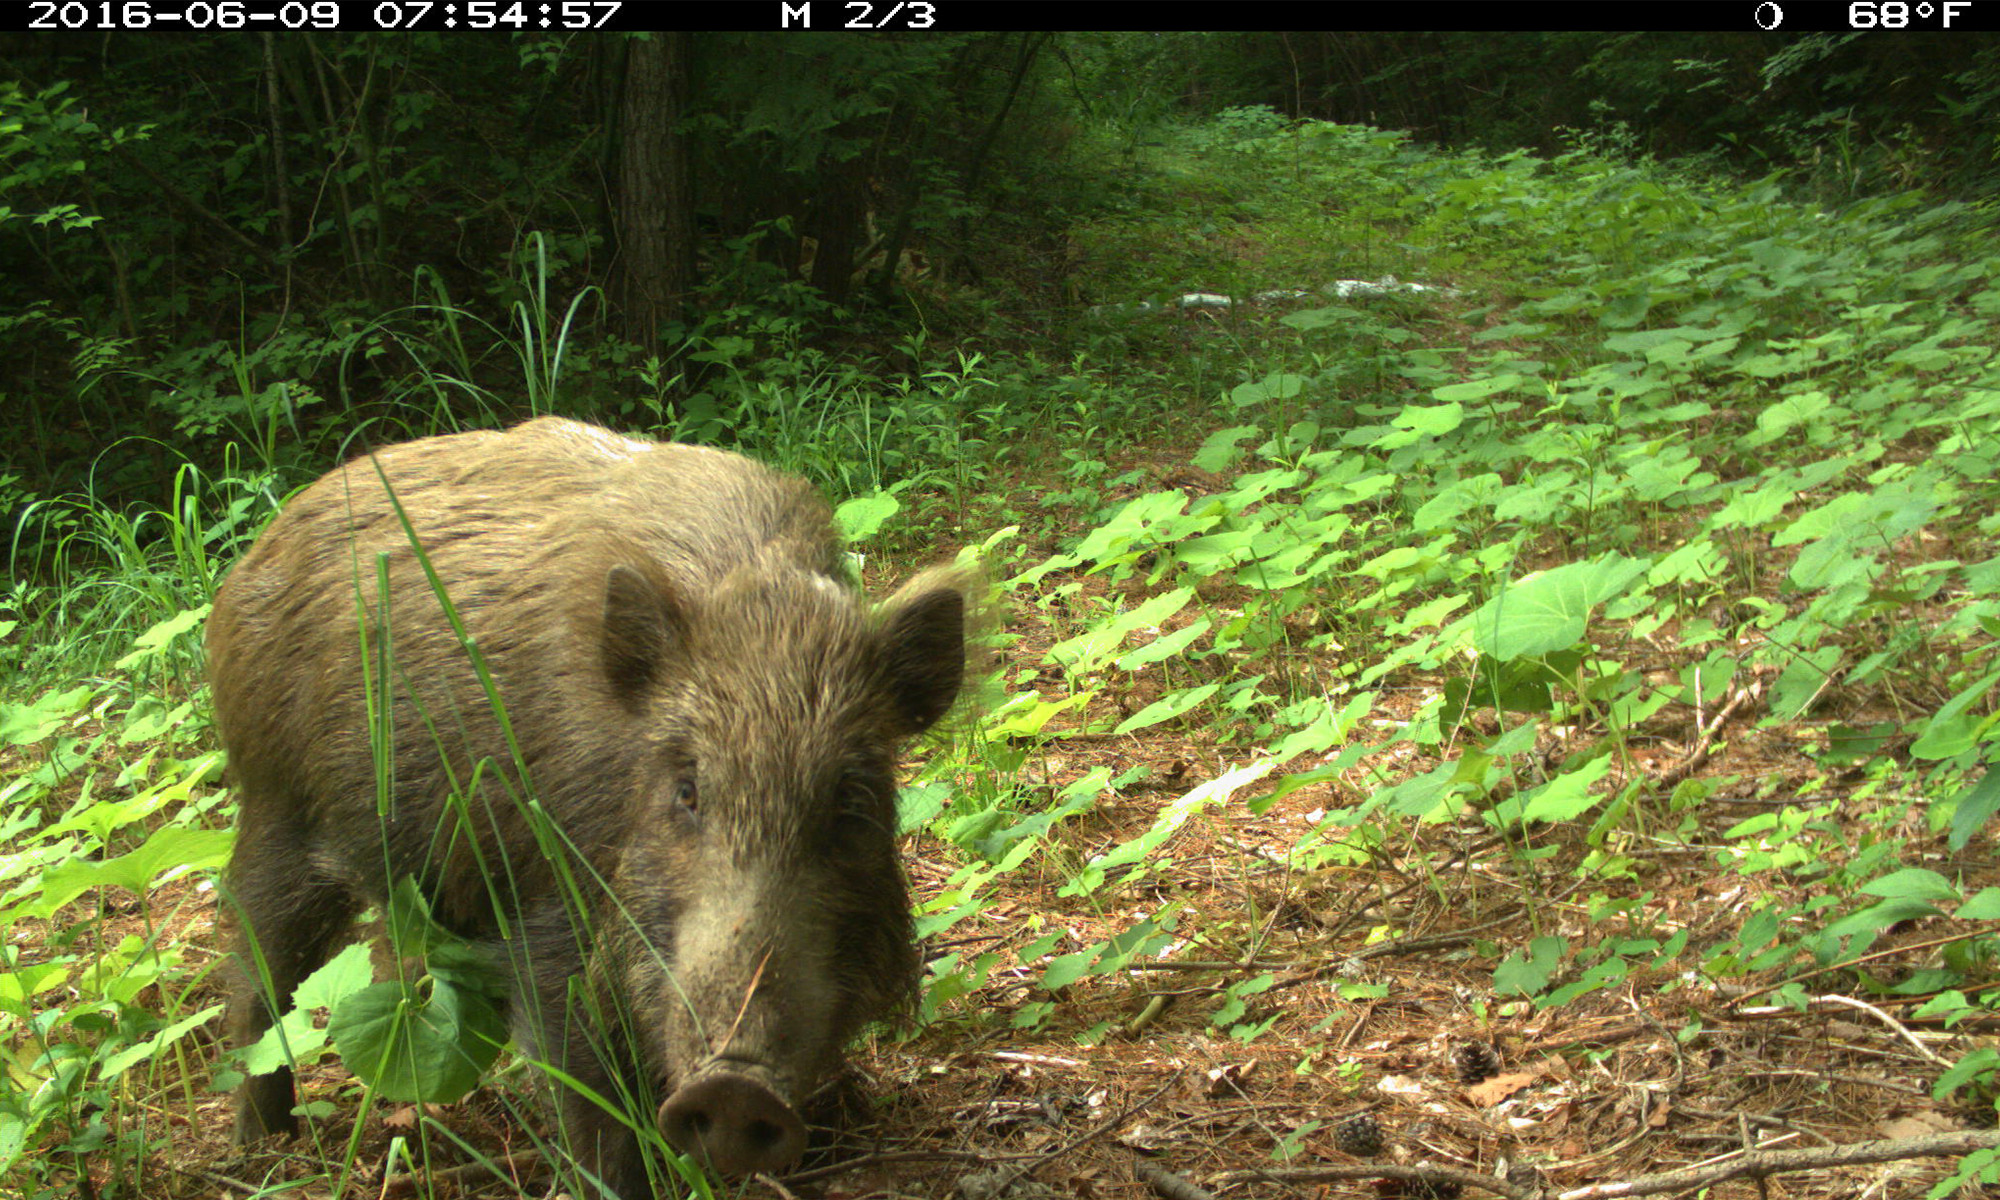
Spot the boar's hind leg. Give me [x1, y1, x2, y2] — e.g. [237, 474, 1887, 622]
[225, 809, 360, 1143]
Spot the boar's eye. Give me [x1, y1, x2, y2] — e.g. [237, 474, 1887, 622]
[672, 777, 698, 816]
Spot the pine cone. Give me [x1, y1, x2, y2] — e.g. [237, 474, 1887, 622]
[1452, 1040, 1500, 1083]
[1334, 1112, 1385, 1157]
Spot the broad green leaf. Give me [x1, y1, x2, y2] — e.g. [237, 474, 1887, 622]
[1072, 491, 1203, 565]
[16, 826, 234, 920]
[1268, 693, 1371, 766]
[1046, 587, 1195, 674]
[1956, 888, 2000, 920]
[1769, 646, 1842, 722]
[1949, 768, 2000, 851]
[1470, 555, 1650, 660]
[1499, 754, 1613, 827]
[1042, 950, 1094, 992]
[1859, 868, 1959, 903]
[833, 491, 899, 543]
[240, 942, 376, 1076]
[1648, 539, 1722, 587]
[897, 782, 950, 835]
[293, 940, 377, 1013]
[1193, 426, 1259, 472]
[113, 605, 212, 670]
[1228, 373, 1306, 409]
[1755, 391, 1833, 438]
[0, 963, 70, 1020]
[99, 1003, 226, 1079]
[985, 691, 1092, 740]
[329, 972, 506, 1103]
[1913, 668, 2000, 760]
[1116, 618, 1211, 672]
[1433, 374, 1521, 402]
[0, 686, 96, 747]
[1707, 484, 1792, 531]
[1819, 897, 1944, 949]
[1413, 473, 1503, 533]
[1380, 758, 1465, 821]
[1392, 401, 1464, 436]
[1113, 683, 1220, 736]
[1494, 936, 1564, 997]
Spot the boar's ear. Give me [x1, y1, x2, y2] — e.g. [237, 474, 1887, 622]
[600, 565, 682, 708]
[880, 586, 966, 736]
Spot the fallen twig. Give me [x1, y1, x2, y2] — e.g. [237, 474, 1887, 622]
[379, 1150, 541, 1197]
[1659, 683, 1758, 786]
[1811, 993, 1952, 1066]
[1221, 1129, 2000, 1200]
[1135, 1159, 1219, 1200]
[1555, 1128, 2000, 1200]
[1223, 1160, 1536, 1200]
[779, 1148, 1037, 1186]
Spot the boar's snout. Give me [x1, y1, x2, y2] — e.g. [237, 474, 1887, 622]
[658, 1063, 807, 1176]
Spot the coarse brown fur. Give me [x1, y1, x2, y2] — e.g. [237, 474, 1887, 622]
[209, 417, 970, 1197]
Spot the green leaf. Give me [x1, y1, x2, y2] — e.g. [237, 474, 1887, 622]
[240, 942, 376, 1077]
[1511, 755, 1613, 825]
[293, 941, 378, 1012]
[1950, 768, 2000, 851]
[1113, 684, 1220, 736]
[1442, 651, 1583, 724]
[1860, 868, 1959, 903]
[1380, 758, 1465, 820]
[1956, 888, 2000, 920]
[1193, 426, 1259, 472]
[16, 825, 234, 920]
[985, 691, 1092, 740]
[1755, 390, 1832, 439]
[99, 1003, 226, 1080]
[329, 973, 506, 1104]
[1934, 1052, 2000, 1105]
[1769, 646, 1842, 721]
[113, 604, 212, 670]
[1819, 897, 1944, 948]
[1913, 668, 2000, 760]
[1115, 618, 1211, 672]
[1041, 950, 1094, 991]
[0, 963, 70, 1020]
[897, 781, 950, 835]
[833, 490, 899, 543]
[1046, 587, 1195, 675]
[1227, 373, 1306, 409]
[1494, 936, 1564, 997]
[1433, 374, 1521, 402]
[1469, 555, 1650, 660]
[0, 685, 97, 747]
[1268, 693, 1372, 766]
[1071, 490, 1202, 566]
[1391, 401, 1464, 436]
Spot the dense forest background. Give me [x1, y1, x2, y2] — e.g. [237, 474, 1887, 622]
[1, 31, 1996, 533]
[3, 29, 2000, 1200]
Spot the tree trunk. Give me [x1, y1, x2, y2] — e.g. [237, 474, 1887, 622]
[806, 154, 866, 306]
[612, 33, 695, 346]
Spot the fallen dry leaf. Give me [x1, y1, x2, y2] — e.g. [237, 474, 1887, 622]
[1116, 1122, 1171, 1152]
[1466, 1069, 1541, 1107]
[1205, 1060, 1257, 1096]
[1878, 1110, 1962, 1139]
